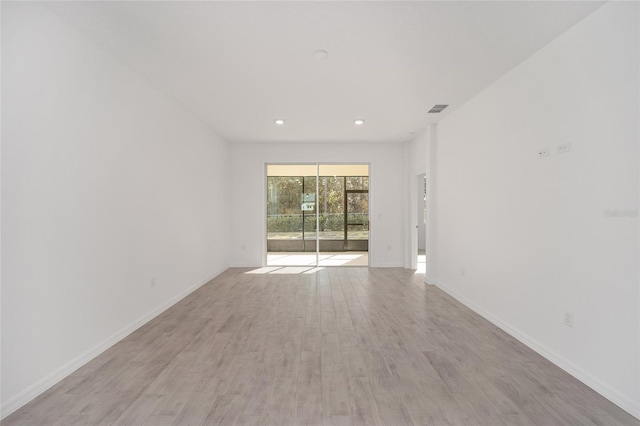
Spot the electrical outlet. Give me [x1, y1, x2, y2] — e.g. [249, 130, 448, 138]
[461, 268, 466, 277]
[563, 311, 574, 328]
[537, 148, 550, 158]
[150, 276, 156, 288]
[557, 143, 572, 154]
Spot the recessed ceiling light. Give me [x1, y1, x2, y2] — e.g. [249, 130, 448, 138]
[274, 119, 285, 125]
[313, 49, 329, 60]
[354, 119, 365, 126]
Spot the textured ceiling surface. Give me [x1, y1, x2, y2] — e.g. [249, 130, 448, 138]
[45, 1, 604, 143]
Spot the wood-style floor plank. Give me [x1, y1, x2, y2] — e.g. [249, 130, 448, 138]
[4, 267, 639, 426]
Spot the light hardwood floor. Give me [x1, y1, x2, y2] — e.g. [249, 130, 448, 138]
[4, 267, 638, 425]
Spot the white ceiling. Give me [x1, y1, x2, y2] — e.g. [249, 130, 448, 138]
[45, 1, 604, 144]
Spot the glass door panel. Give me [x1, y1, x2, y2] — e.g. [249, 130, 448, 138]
[266, 164, 316, 258]
[267, 175, 304, 252]
[346, 191, 369, 251]
[317, 174, 345, 251]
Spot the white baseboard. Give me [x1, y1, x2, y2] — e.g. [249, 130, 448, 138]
[434, 280, 640, 420]
[0, 267, 227, 420]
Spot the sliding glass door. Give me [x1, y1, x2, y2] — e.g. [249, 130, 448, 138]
[266, 164, 369, 267]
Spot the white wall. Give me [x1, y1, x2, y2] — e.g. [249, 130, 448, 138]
[229, 142, 405, 267]
[1, 3, 230, 416]
[408, 132, 428, 179]
[435, 2, 639, 417]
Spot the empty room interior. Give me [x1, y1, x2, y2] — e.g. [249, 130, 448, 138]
[1, 1, 639, 425]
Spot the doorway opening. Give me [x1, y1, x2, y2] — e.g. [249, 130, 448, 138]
[417, 173, 427, 273]
[266, 164, 369, 267]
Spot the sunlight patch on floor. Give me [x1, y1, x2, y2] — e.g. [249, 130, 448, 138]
[245, 266, 283, 274]
[245, 266, 327, 275]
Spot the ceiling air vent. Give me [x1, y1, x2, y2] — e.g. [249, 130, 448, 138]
[428, 104, 449, 113]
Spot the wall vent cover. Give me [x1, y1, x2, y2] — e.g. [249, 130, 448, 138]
[428, 104, 449, 113]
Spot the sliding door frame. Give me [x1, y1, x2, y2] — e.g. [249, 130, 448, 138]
[264, 162, 371, 267]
